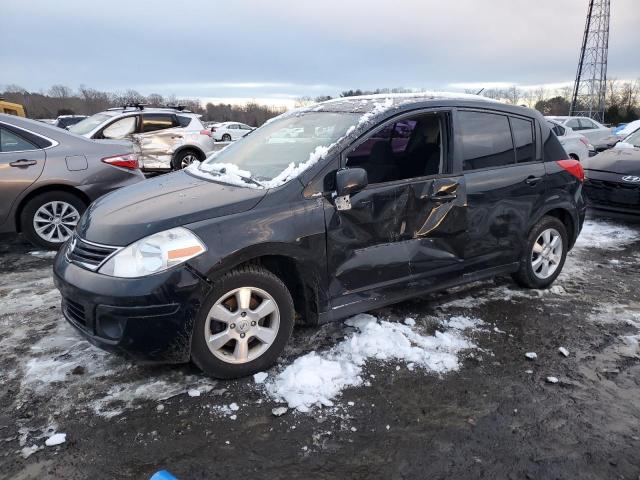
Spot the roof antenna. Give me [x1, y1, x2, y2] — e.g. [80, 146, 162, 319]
[475, 88, 485, 95]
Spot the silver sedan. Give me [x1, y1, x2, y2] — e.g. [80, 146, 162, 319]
[0, 114, 145, 249]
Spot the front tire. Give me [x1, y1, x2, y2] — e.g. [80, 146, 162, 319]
[20, 191, 86, 250]
[191, 265, 295, 379]
[512, 215, 568, 289]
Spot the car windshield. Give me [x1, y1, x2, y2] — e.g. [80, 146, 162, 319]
[195, 112, 359, 188]
[68, 113, 113, 135]
[623, 130, 640, 148]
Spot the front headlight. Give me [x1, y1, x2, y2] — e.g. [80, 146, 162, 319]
[99, 227, 206, 278]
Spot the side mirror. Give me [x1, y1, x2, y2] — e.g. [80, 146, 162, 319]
[336, 167, 368, 196]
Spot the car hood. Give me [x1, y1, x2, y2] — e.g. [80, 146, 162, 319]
[76, 171, 267, 245]
[583, 147, 640, 175]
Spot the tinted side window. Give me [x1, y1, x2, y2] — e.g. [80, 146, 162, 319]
[142, 114, 176, 133]
[459, 111, 514, 171]
[346, 113, 443, 183]
[177, 115, 192, 127]
[0, 128, 38, 152]
[510, 117, 535, 163]
[549, 123, 565, 137]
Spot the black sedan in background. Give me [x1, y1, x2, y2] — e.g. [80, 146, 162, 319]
[583, 129, 640, 219]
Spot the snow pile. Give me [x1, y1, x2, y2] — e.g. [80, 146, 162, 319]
[266, 313, 480, 412]
[574, 220, 638, 251]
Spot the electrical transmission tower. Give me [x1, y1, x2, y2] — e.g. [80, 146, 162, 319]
[570, 0, 610, 122]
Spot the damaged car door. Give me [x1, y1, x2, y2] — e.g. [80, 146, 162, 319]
[325, 110, 467, 310]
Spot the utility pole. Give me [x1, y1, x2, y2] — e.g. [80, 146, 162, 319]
[570, 0, 610, 122]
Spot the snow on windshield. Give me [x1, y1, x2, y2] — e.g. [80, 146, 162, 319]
[191, 112, 360, 189]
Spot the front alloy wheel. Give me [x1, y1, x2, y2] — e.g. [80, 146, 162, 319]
[191, 265, 295, 378]
[205, 286, 280, 364]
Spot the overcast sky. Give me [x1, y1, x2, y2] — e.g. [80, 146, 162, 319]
[3, 0, 638, 107]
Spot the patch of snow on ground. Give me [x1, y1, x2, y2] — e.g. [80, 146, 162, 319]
[266, 313, 480, 412]
[574, 219, 638, 251]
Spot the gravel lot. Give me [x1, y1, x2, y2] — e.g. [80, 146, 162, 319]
[1, 216, 639, 480]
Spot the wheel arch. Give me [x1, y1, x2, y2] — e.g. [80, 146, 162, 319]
[14, 184, 90, 233]
[204, 249, 324, 326]
[172, 145, 206, 164]
[538, 207, 578, 249]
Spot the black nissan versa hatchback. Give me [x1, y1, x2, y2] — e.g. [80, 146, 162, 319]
[53, 93, 586, 378]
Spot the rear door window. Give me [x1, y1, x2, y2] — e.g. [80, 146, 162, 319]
[142, 114, 177, 133]
[459, 111, 515, 171]
[510, 117, 535, 163]
[0, 128, 38, 152]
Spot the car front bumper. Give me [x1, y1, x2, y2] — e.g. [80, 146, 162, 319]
[53, 251, 211, 363]
[584, 175, 640, 216]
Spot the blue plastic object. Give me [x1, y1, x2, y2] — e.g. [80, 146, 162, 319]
[150, 471, 178, 480]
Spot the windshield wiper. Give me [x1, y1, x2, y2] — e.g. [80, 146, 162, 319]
[204, 166, 264, 187]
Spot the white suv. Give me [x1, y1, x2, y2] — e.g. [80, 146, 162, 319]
[69, 106, 215, 171]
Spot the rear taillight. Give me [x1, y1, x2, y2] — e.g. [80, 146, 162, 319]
[579, 137, 591, 148]
[556, 159, 584, 182]
[200, 129, 212, 137]
[102, 153, 139, 170]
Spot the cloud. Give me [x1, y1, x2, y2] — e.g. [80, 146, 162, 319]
[2, 0, 638, 105]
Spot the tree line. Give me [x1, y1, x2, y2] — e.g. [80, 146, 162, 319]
[464, 79, 639, 124]
[3, 80, 638, 126]
[0, 84, 285, 127]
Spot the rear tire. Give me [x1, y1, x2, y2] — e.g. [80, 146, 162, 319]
[20, 191, 86, 250]
[512, 215, 568, 289]
[222, 134, 232, 142]
[191, 265, 295, 379]
[172, 149, 201, 170]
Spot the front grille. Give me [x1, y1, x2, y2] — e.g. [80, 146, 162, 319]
[63, 298, 87, 327]
[66, 236, 119, 270]
[584, 179, 640, 210]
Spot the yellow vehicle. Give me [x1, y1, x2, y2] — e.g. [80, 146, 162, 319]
[0, 98, 26, 117]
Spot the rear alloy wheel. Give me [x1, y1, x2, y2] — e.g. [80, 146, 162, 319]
[21, 191, 86, 250]
[512, 215, 568, 289]
[191, 265, 294, 378]
[222, 133, 232, 142]
[172, 150, 200, 170]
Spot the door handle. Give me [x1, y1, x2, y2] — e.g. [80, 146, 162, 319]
[429, 192, 457, 202]
[525, 175, 543, 186]
[9, 159, 37, 167]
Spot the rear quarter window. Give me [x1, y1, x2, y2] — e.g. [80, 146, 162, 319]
[510, 117, 535, 163]
[177, 115, 192, 128]
[459, 111, 515, 171]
